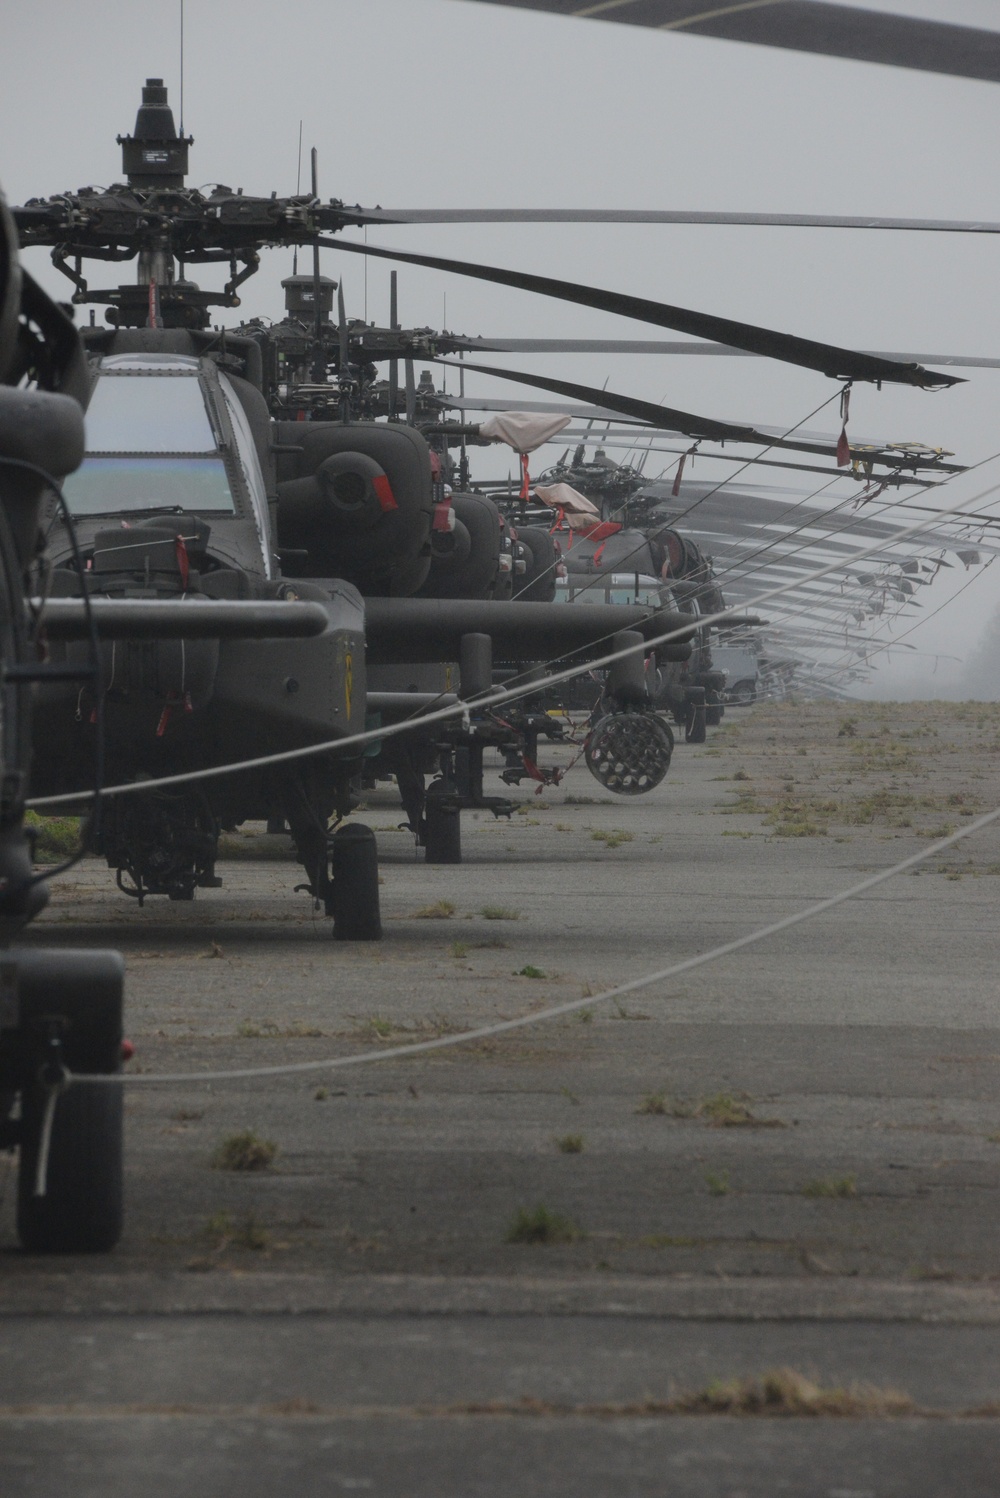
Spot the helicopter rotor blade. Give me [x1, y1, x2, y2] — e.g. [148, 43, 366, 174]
[318, 236, 960, 389]
[457, 2, 1000, 86]
[435, 358, 960, 471]
[439, 337, 1000, 370]
[357, 208, 1000, 235]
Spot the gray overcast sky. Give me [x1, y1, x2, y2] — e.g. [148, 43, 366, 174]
[4, 0, 1000, 694]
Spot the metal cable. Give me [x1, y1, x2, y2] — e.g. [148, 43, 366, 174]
[68, 803, 1000, 1089]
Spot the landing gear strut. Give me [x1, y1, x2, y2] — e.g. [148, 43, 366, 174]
[283, 774, 382, 940]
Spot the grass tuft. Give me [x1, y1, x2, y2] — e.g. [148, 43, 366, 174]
[557, 1134, 584, 1154]
[673, 1367, 911, 1418]
[24, 811, 82, 863]
[238, 1019, 322, 1039]
[211, 1130, 277, 1172]
[516, 964, 547, 979]
[481, 905, 520, 921]
[507, 1204, 582, 1245]
[411, 900, 455, 919]
[591, 829, 634, 849]
[697, 1093, 755, 1127]
[202, 1210, 271, 1253]
[802, 1174, 857, 1199]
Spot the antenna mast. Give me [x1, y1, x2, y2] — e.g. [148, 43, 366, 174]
[179, 0, 185, 134]
[293, 121, 303, 275]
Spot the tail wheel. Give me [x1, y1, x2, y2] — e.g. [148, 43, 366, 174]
[423, 783, 462, 863]
[17, 988, 124, 1254]
[685, 688, 707, 745]
[330, 823, 382, 941]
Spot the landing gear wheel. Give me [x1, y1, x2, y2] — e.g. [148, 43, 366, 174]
[705, 691, 724, 728]
[330, 824, 382, 941]
[685, 689, 707, 745]
[585, 712, 674, 795]
[423, 785, 462, 863]
[17, 1046, 123, 1255]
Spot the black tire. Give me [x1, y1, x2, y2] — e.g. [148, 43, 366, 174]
[18, 1078, 123, 1253]
[729, 679, 756, 707]
[705, 691, 724, 728]
[686, 708, 707, 744]
[330, 823, 382, 941]
[513, 526, 556, 603]
[685, 688, 707, 745]
[423, 788, 462, 864]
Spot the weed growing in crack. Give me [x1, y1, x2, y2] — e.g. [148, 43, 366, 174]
[211, 1131, 277, 1172]
[557, 1134, 584, 1154]
[507, 1204, 582, 1244]
[411, 900, 455, 919]
[591, 829, 634, 849]
[802, 1174, 857, 1199]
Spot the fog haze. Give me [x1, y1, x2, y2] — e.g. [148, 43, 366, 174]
[4, 0, 1000, 695]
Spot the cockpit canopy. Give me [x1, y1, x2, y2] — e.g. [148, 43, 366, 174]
[63, 354, 236, 516]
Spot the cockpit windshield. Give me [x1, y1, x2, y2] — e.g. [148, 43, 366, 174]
[62, 362, 236, 516]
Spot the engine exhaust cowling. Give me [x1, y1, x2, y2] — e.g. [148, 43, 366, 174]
[276, 421, 433, 596]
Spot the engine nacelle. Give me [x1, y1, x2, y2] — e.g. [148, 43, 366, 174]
[275, 421, 433, 596]
[415, 493, 502, 599]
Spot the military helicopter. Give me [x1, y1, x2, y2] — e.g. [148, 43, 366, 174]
[3, 160, 391, 1248]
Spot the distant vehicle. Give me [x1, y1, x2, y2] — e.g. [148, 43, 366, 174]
[713, 645, 761, 706]
[555, 573, 667, 609]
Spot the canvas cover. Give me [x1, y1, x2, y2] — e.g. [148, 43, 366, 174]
[531, 481, 602, 531]
[479, 411, 570, 453]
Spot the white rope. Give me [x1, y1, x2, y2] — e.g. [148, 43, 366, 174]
[69, 804, 1000, 1089]
[27, 467, 1000, 812]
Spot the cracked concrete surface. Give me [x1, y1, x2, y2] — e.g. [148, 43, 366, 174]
[4, 700, 1000, 1494]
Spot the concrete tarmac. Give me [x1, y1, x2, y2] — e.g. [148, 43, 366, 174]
[3, 699, 1000, 1494]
